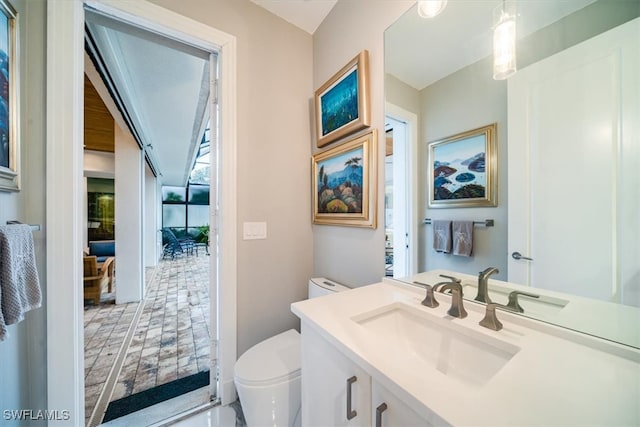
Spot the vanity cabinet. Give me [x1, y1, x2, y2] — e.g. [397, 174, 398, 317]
[301, 324, 371, 426]
[301, 323, 432, 427]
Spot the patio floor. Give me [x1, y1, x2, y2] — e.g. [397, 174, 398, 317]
[83, 254, 211, 426]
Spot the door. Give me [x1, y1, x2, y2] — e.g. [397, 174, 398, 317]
[508, 18, 639, 304]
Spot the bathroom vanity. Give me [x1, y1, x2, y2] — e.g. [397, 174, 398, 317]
[291, 280, 640, 426]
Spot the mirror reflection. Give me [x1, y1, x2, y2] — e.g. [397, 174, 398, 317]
[384, 0, 640, 348]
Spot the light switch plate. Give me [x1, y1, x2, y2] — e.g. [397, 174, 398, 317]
[243, 222, 267, 240]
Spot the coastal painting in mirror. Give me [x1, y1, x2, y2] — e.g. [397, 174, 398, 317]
[0, 0, 18, 192]
[313, 130, 377, 228]
[428, 123, 497, 208]
[315, 50, 370, 148]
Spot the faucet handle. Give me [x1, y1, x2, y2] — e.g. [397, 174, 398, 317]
[438, 274, 461, 284]
[414, 281, 439, 308]
[447, 288, 467, 318]
[479, 303, 503, 331]
[506, 291, 540, 313]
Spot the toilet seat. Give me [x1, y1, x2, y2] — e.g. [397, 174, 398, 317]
[234, 329, 301, 386]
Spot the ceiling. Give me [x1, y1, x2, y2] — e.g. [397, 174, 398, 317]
[386, 0, 597, 90]
[85, 10, 211, 187]
[249, 0, 337, 34]
[248, 0, 596, 89]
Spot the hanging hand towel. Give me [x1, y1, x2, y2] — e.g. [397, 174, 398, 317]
[0, 224, 42, 341]
[433, 220, 452, 253]
[452, 221, 474, 257]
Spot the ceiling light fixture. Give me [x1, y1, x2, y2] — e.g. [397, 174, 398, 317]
[417, 0, 448, 19]
[492, 0, 517, 80]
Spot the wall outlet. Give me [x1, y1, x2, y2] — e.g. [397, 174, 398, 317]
[243, 222, 267, 240]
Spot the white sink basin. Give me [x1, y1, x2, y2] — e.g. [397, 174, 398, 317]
[352, 302, 520, 387]
[460, 283, 569, 317]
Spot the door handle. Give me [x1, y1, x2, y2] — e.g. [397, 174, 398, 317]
[512, 251, 533, 261]
[346, 376, 357, 420]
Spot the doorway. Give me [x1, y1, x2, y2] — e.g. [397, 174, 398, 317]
[46, 0, 238, 422]
[385, 104, 419, 278]
[82, 11, 216, 424]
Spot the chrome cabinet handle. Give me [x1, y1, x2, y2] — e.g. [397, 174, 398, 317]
[375, 403, 388, 427]
[346, 376, 357, 420]
[512, 251, 533, 261]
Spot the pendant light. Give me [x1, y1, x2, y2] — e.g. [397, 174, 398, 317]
[417, 0, 448, 19]
[493, 0, 517, 80]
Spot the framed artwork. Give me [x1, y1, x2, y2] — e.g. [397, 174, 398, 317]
[314, 50, 370, 148]
[428, 123, 497, 208]
[0, 0, 18, 192]
[312, 129, 377, 228]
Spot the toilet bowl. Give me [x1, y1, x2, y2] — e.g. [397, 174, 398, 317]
[234, 278, 350, 427]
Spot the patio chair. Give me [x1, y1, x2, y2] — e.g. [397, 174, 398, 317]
[162, 228, 195, 259]
[83, 255, 114, 305]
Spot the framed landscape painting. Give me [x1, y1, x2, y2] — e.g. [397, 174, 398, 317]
[0, 0, 18, 192]
[312, 129, 377, 228]
[428, 123, 497, 208]
[314, 50, 370, 148]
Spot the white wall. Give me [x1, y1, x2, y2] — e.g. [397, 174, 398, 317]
[115, 124, 144, 303]
[419, 58, 509, 279]
[144, 162, 158, 266]
[312, 1, 414, 286]
[0, 0, 47, 422]
[148, 0, 314, 355]
[83, 150, 115, 178]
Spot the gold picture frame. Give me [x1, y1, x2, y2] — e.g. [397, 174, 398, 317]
[314, 50, 370, 148]
[313, 129, 377, 228]
[0, 0, 18, 192]
[428, 123, 497, 208]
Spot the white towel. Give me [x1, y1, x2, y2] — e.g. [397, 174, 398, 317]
[433, 220, 452, 253]
[0, 224, 42, 341]
[452, 221, 474, 257]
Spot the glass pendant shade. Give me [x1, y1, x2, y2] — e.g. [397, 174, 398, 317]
[493, 3, 517, 80]
[417, 0, 448, 19]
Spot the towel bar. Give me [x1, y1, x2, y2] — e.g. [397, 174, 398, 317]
[423, 218, 494, 227]
[6, 221, 41, 231]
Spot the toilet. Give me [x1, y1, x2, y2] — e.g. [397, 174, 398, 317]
[234, 277, 350, 427]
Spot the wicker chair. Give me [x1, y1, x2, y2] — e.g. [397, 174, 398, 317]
[83, 255, 114, 305]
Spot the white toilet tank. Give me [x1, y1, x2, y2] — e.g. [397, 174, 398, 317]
[234, 277, 350, 427]
[308, 277, 352, 299]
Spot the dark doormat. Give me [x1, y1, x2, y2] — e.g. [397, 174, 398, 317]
[102, 371, 210, 422]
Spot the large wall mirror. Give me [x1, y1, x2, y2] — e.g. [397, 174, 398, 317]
[384, 0, 639, 348]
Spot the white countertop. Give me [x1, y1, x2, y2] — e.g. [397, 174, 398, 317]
[292, 281, 640, 426]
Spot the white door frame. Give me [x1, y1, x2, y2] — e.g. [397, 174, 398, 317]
[46, 1, 237, 423]
[385, 102, 418, 276]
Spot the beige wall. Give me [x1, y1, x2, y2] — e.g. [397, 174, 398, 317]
[148, 0, 314, 355]
[0, 0, 48, 419]
[312, 1, 413, 286]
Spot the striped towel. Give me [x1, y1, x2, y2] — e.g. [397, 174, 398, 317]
[0, 224, 41, 341]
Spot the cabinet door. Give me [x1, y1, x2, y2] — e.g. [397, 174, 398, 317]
[301, 324, 371, 427]
[372, 381, 433, 427]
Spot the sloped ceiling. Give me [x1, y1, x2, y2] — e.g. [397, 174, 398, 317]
[85, 10, 210, 186]
[249, 0, 337, 34]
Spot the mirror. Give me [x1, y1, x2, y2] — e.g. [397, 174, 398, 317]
[384, 0, 640, 348]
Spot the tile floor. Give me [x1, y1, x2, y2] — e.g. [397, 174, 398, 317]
[84, 254, 211, 425]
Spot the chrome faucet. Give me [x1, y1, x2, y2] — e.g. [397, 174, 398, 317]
[475, 267, 499, 304]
